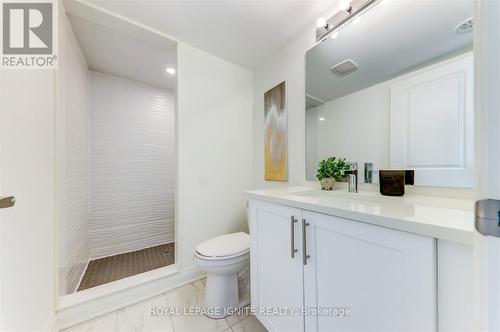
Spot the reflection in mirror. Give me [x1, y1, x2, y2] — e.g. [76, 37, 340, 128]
[305, 0, 474, 188]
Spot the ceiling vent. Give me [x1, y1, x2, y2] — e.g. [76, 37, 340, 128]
[331, 59, 358, 76]
[455, 17, 473, 33]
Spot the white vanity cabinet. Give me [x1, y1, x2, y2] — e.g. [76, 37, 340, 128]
[302, 210, 436, 332]
[249, 201, 305, 332]
[249, 199, 437, 332]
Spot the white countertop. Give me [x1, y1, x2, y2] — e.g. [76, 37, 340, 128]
[244, 186, 474, 245]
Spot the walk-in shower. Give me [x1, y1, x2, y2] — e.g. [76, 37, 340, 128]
[58, 12, 177, 295]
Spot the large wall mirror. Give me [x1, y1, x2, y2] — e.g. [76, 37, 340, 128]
[305, 0, 474, 187]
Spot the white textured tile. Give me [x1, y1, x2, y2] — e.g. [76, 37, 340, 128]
[170, 316, 229, 332]
[165, 281, 205, 308]
[225, 315, 242, 327]
[63, 313, 117, 332]
[230, 316, 267, 332]
[64, 280, 248, 332]
[225, 307, 250, 327]
[116, 294, 174, 332]
[165, 281, 229, 331]
[88, 71, 175, 259]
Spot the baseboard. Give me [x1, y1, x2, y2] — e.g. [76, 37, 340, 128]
[56, 265, 204, 330]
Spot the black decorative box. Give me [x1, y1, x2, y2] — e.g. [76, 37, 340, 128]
[379, 170, 414, 196]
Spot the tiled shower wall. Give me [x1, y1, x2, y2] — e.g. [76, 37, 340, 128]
[88, 71, 175, 259]
[59, 15, 90, 295]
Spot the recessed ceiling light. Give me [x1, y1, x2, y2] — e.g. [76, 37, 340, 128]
[166, 67, 176, 75]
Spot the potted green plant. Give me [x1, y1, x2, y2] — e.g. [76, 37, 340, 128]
[316, 156, 350, 190]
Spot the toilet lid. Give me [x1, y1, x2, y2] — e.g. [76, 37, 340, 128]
[195, 232, 250, 258]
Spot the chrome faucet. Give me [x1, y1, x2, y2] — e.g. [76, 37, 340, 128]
[364, 162, 373, 183]
[343, 162, 359, 193]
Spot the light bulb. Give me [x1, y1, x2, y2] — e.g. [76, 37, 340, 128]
[166, 67, 176, 75]
[316, 17, 327, 29]
[339, 0, 352, 12]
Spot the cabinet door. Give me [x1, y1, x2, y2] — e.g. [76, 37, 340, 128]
[249, 200, 304, 332]
[437, 240, 474, 331]
[303, 211, 436, 332]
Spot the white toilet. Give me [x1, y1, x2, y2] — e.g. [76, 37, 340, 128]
[193, 231, 250, 318]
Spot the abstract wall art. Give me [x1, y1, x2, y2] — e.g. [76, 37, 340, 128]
[264, 81, 287, 181]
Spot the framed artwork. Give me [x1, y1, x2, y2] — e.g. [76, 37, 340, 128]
[264, 81, 287, 181]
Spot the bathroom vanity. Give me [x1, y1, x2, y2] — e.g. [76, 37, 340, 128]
[251, 1, 476, 330]
[245, 187, 474, 332]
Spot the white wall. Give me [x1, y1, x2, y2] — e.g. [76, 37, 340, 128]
[253, 21, 324, 188]
[88, 71, 176, 259]
[177, 43, 253, 269]
[58, 13, 90, 295]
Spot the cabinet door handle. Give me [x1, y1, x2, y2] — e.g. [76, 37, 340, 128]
[290, 216, 298, 258]
[302, 219, 311, 265]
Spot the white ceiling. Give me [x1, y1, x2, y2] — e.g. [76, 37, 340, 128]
[306, 0, 474, 103]
[81, 0, 337, 69]
[68, 14, 177, 90]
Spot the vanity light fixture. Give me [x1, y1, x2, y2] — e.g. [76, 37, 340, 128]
[316, 17, 328, 29]
[166, 67, 176, 75]
[315, 0, 375, 42]
[339, 0, 352, 12]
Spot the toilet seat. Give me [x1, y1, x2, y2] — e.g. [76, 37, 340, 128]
[195, 232, 250, 260]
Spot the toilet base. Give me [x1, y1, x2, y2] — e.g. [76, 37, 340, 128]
[205, 274, 249, 319]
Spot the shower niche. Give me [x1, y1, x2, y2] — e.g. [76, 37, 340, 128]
[58, 10, 177, 295]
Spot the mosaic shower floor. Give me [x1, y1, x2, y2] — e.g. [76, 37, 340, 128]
[78, 242, 175, 291]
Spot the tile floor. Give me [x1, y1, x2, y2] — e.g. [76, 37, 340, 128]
[78, 243, 175, 291]
[62, 279, 267, 332]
